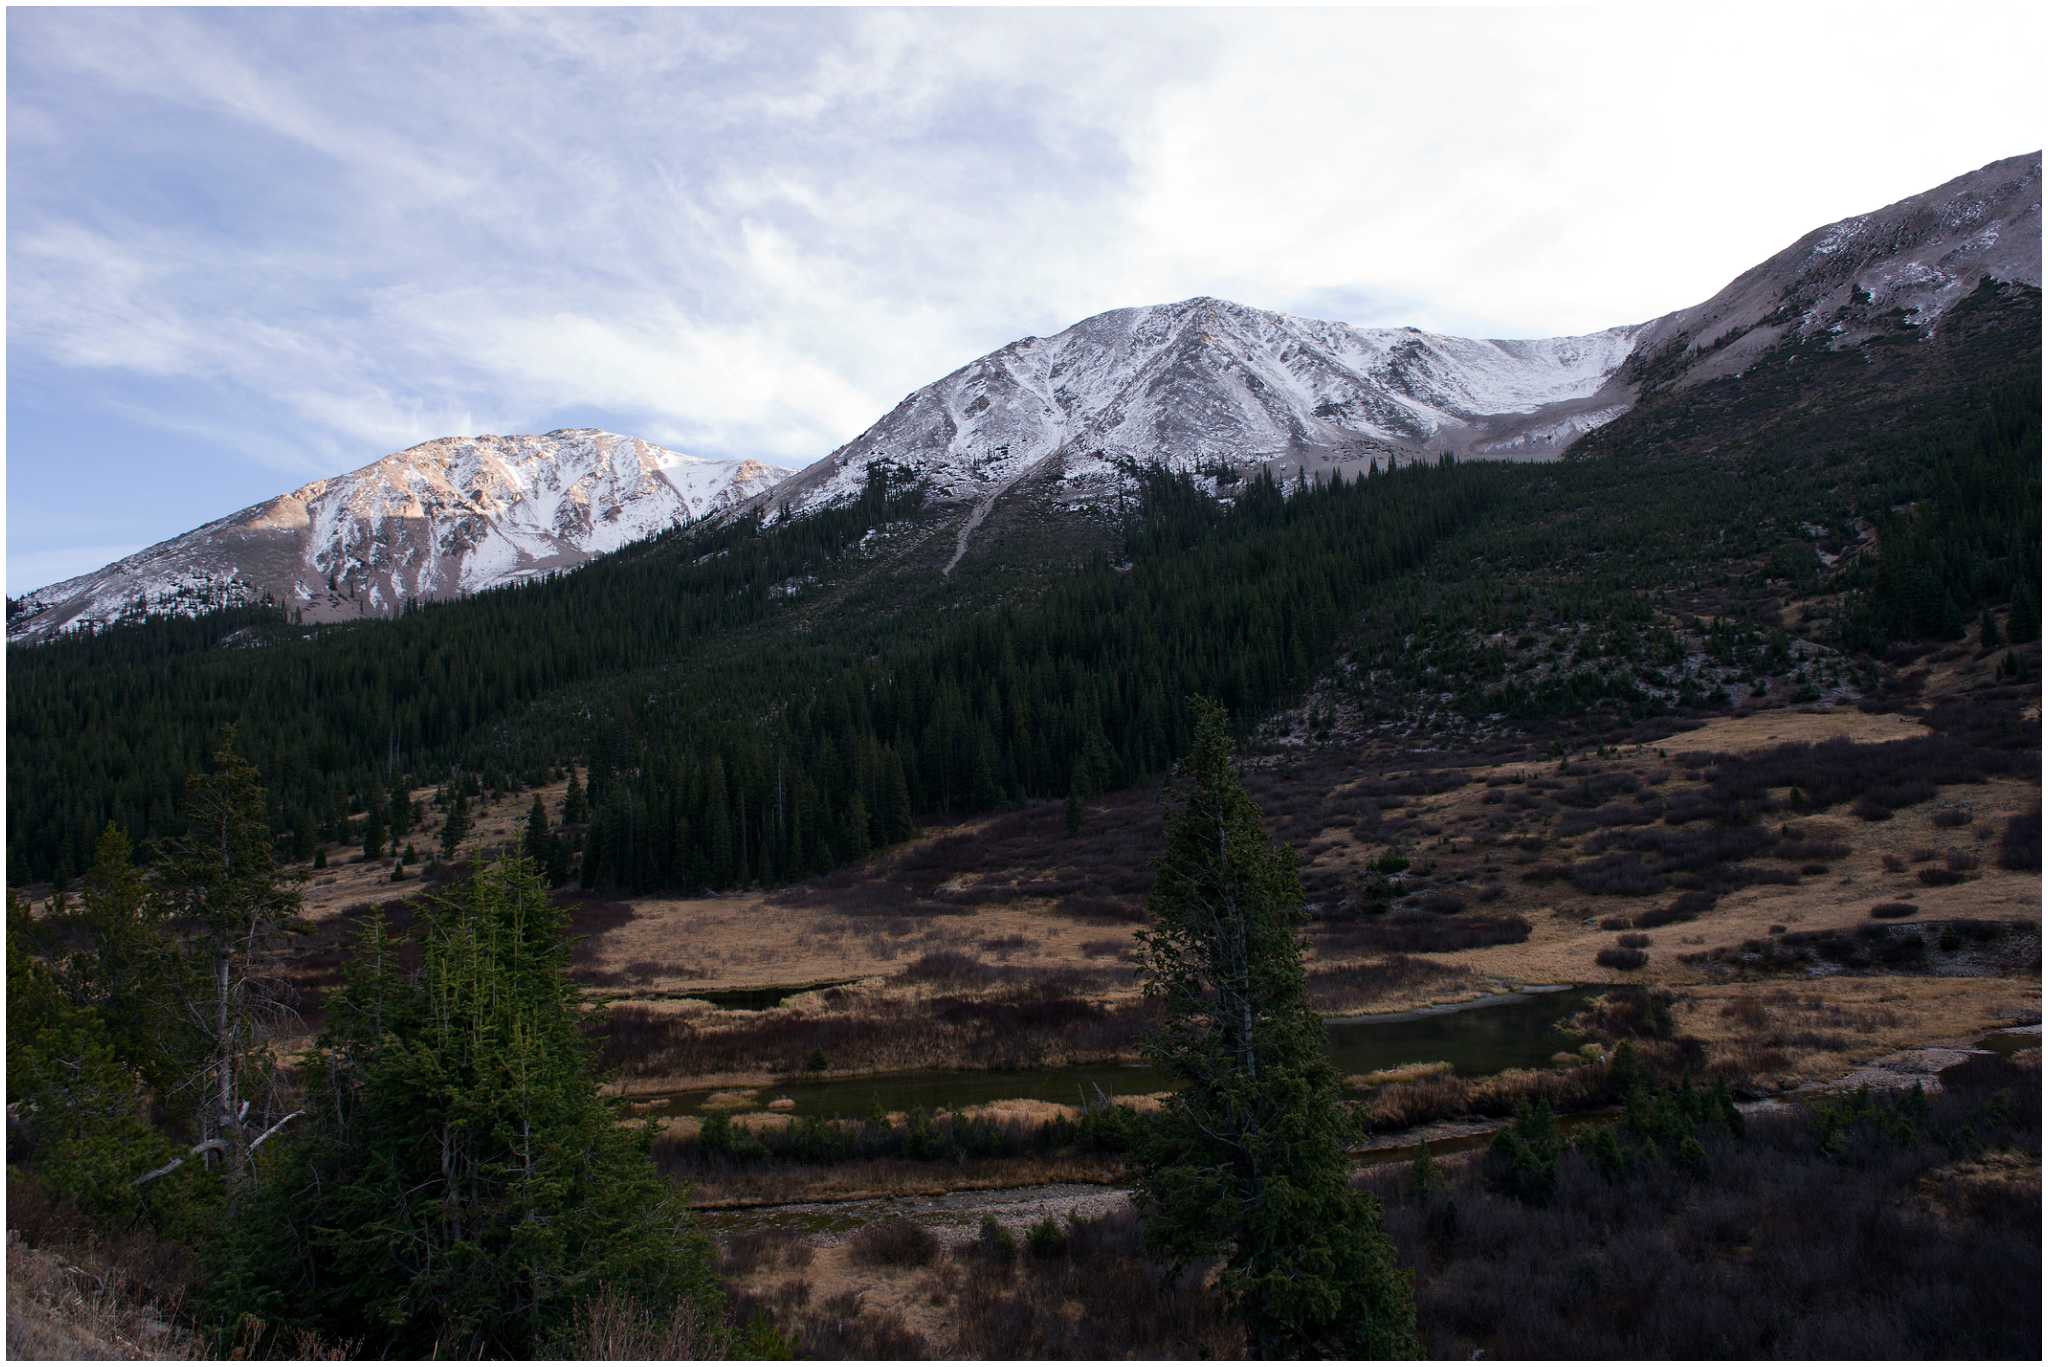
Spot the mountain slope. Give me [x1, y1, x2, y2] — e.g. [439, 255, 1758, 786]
[6, 161, 2039, 891]
[8, 430, 789, 642]
[14, 153, 2036, 638]
[1627, 151, 2040, 391]
[760, 299, 1643, 521]
[754, 151, 2041, 543]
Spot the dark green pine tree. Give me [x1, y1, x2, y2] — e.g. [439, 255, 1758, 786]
[361, 798, 387, 861]
[439, 782, 471, 860]
[154, 730, 305, 1210]
[523, 793, 550, 864]
[291, 810, 317, 860]
[69, 823, 185, 1100]
[7, 893, 200, 1231]
[842, 791, 871, 863]
[578, 821, 601, 890]
[1133, 698, 1418, 1360]
[969, 723, 1002, 809]
[544, 831, 572, 889]
[703, 758, 735, 886]
[206, 860, 724, 1356]
[562, 767, 588, 825]
[878, 749, 916, 845]
[388, 778, 414, 838]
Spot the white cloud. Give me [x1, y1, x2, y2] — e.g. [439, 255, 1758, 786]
[6, 0, 2042, 518]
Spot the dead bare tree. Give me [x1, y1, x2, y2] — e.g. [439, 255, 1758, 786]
[149, 729, 306, 1205]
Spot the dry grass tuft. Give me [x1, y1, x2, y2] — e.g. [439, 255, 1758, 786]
[1348, 1059, 1455, 1088]
[699, 1088, 760, 1111]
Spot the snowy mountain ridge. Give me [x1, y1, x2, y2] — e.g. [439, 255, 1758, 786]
[754, 151, 2041, 525]
[12, 152, 2037, 639]
[8, 430, 789, 643]
[758, 297, 1645, 518]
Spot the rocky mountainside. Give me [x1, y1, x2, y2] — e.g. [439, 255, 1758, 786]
[753, 152, 2040, 536]
[8, 430, 788, 642]
[758, 301, 1644, 522]
[1628, 151, 2040, 390]
[15, 154, 2036, 639]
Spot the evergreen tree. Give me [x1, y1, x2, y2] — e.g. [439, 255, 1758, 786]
[843, 791, 872, 863]
[524, 793, 550, 864]
[544, 831, 572, 888]
[440, 783, 471, 860]
[579, 821, 601, 890]
[208, 861, 724, 1356]
[291, 810, 317, 860]
[388, 778, 413, 838]
[704, 758, 734, 886]
[1133, 699, 1418, 1359]
[153, 730, 306, 1208]
[6, 893, 202, 1230]
[361, 798, 387, 861]
[68, 823, 184, 1098]
[563, 768, 588, 825]
[878, 749, 915, 845]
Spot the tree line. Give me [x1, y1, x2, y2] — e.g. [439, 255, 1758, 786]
[12, 710, 1424, 1357]
[8, 736, 735, 1357]
[10, 457, 1498, 893]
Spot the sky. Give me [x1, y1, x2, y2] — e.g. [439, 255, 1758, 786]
[5, 4, 2042, 592]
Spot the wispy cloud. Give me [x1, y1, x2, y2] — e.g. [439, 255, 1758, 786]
[6, 4, 2041, 588]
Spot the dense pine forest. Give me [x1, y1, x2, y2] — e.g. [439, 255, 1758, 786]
[6, 282, 2040, 897]
[6, 456, 1494, 888]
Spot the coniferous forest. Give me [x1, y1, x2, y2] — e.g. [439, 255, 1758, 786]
[8, 9, 2045, 1357]
[8, 456, 1492, 889]
[8, 283, 2038, 897]
[5, 239, 2041, 1365]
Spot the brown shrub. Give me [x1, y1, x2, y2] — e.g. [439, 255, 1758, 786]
[849, 1218, 940, 1269]
[1363, 1062, 1610, 1132]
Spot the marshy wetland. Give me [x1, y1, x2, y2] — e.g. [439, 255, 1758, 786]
[633, 985, 1599, 1121]
[213, 653, 2039, 1357]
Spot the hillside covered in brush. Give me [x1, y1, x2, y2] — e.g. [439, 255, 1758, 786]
[7, 272, 2037, 890]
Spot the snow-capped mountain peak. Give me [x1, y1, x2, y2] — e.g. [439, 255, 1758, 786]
[758, 295, 1645, 518]
[753, 153, 2039, 527]
[8, 429, 790, 642]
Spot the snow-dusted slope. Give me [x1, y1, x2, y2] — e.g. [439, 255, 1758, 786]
[755, 152, 2040, 527]
[8, 430, 789, 642]
[761, 298, 1643, 517]
[15, 154, 2038, 638]
[1630, 152, 2041, 387]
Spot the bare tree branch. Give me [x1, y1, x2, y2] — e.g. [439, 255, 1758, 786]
[132, 1137, 224, 1187]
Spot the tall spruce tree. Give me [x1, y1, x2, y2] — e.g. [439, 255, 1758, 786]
[69, 823, 184, 1098]
[439, 782, 471, 860]
[7, 893, 200, 1230]
[153, 729, 306, 1207]
[1133, 698, 1418, 1359]
[208, 859, 723, 1356]
[388, 777, 413, 837]
[523, 793, 550, 863]
[361, 797, 387, 861]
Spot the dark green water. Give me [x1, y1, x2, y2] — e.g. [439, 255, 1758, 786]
[683, 980, 854, 1011]
[645, 986, 1597, 1120]
[1976, 1026, 2041, 1058]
